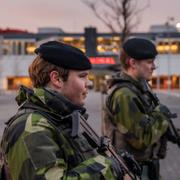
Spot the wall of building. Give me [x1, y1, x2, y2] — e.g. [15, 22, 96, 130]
[154, 54, 180, 76]
[0, 54, 179, 90]
[0, 27, 180, 90]
[0, 55, 34, 90]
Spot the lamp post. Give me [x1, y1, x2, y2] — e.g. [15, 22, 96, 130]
[165, 17, 174, 93]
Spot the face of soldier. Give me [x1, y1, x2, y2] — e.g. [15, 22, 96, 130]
[60, 70, 90, 106]
[135, 59, 156, 80]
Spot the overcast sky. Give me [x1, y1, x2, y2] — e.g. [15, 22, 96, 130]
[1, 0, 180, 33]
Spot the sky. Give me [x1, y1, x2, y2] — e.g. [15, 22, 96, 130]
[1, 0, 180, 33]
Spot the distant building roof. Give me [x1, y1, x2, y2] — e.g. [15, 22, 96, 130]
[38, 27, 64, 34]
[0, 28, 29, 34]
[149, 25, 177, 33]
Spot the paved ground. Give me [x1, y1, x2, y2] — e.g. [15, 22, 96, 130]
[0, 90, 180, 180]
[0, 91, 17, 135]
[154, 91, 180, 180]
[86, 90, 180, 180]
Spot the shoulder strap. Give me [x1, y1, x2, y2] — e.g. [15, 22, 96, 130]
[19, 102, 82, 137]
[107, 80, 136, 105]
[2, 102, 65, 146]
[106, 80, 148, 114]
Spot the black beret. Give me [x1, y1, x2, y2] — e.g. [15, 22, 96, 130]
[35, 41, 92, 70]
[123, 38, 158, 60]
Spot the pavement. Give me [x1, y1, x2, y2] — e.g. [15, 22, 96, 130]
[0, 89, 180, 180]
[155, 89, 180, 98]
[87, 90, 180, 180]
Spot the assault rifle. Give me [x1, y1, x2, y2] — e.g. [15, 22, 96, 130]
[143, 81, 180, 148]
[157, 105, 180, 148]
[71, 111, 141, 180]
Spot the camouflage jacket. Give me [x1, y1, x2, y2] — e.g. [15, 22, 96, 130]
[104, 73, 169, 161]
[0, 86, 120, 180]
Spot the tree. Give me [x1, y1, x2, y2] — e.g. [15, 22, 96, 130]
[82, 0, 150, 43]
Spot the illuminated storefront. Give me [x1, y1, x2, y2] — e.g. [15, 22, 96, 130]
[62, 36, 85, 52]
[2, 39, 36, 55]
[156, 38, 180, 54]
[151, 75, 180, 89]
[7, 76, 32, 90]
[97, 36, 120, 55]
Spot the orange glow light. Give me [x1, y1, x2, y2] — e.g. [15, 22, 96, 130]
[90, 57, 115, 64]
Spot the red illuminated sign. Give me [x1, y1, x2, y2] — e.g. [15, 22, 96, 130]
[90, 57, 115, 65]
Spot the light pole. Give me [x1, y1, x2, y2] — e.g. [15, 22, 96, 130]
[165, 17, 174, 93]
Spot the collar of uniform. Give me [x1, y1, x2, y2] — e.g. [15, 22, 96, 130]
[109, 72, 146, 93]
[120, 72, 147, 92]
[16, 85, 86, 117]
[43, 87, 86, 116]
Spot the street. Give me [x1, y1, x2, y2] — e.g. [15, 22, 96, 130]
[0, 90, 180, 180]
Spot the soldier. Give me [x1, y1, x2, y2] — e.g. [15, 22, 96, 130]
[0, 41, 136, 180]
[103, 38, 170, 180]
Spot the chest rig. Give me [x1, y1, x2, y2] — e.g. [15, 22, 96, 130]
[104, 78, 166, 161]
[106, 78, 157, 115]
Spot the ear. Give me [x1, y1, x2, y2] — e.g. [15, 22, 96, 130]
[128, 58, 137, 69]
[49, 70, 63, 89]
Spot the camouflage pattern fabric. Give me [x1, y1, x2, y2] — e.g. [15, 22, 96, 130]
[1, 86, 120, 180]
[104, 73, 169, 162]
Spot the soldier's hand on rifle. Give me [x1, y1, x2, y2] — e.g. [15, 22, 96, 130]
[155, 104, 177, 119]
[166, 128, 177, 143]
[109, 155, 125, 179]
[119, 150, 142, 176]
[166, 128, 180, 147]
[98, 137, 140, 179]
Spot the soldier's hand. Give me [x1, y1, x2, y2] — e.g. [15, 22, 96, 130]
[108, 156, 124, 179]
[119, 150, 142, 176]
[166, 128, 180, 147]
[155, 104, 177, 119]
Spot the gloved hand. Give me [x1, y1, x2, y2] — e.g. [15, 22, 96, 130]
[118, 150, 142, 176]
[108, 156, 124, 179]
[155, 104, 177, 119]
[166, 128, 177, 143]
[98, 137, 133, 179]
[166, 128, 180, 147]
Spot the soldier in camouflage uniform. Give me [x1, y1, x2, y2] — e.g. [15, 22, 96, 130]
[103, 38, 170, 180]
[0, 41, 128, 180]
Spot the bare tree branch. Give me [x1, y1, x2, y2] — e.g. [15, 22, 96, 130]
[82, 0, 150, 44]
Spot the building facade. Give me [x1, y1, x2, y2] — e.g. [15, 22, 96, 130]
[0, 27, 180, 90]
